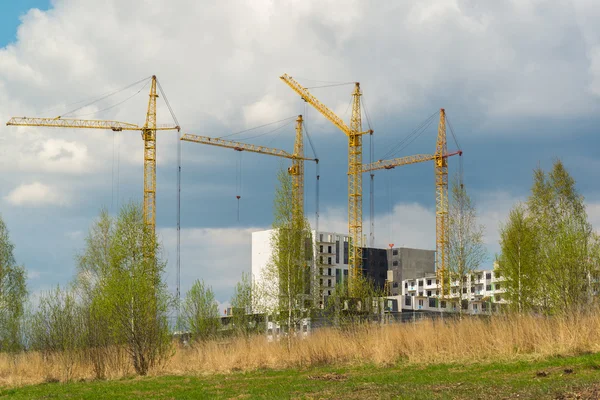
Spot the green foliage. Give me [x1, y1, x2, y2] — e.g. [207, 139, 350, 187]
[230, 272, 255, 337]
[28, 285, 86, 381]
[180, 279, 220, 341]
[74, 202, 172, 376]
[447, 174, 487, 311]
[257, 165, 312, 344]
[0, 214, 27, 353]
[499, 160, 598, 314]
[325, 274, 385, 328]
[497, 204, 540, 313]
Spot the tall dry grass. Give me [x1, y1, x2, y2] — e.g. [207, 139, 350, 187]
[2, 313, 600, 387]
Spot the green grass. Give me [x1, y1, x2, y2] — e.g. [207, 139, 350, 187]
[2, 353, 600, 399]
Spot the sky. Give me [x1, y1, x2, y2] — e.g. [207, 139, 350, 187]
[1, 0, 600, 313]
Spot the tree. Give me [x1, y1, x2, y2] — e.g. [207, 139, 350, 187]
[258, 166, 312, 348]
[497, 204, 539, 313]
[180, 279, 220, 341]
[524, 160, 597, 314]
[0, 215, 27, 353]
[29, 285, 86, 381]
[74, 202, 172, 376]
[230, 272, 254, 337]
[325, 274, 385, 329]
[447, 174, 487, 313]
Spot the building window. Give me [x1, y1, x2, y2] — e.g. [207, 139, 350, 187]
[429, 298, 436, 307]
[427, 279, 432, 285]
[486, 273, 491, 279]
[410, 293, 414, 297]
[418, 299, 424, 307]
[496, 283, 501, 290]
[496, 271, 502, 278]
[327, 290, 331, 296]
[471, 287, 475, 293]
[418, 280, 424, 286]
[393, 261, 398, 266]
[319, 279, 323, 286]
[405, 297, 411, 306]
[404, 282, 408, 288]
[319, 245, 323, 252]
[477, 274, 482, 280]
[462, 288, 467, 294]
[393, 249, 398, 256]
[328, 268, 332, 276]
[473, 304, 478, 311]
[441, 301, 446, 308]
[328, 245, 332, 253]
[303, 325, 308, 332]
[486, 285, 491, 291]
[319, 234, 323, 241]
[328, 257, 332, 265]
[435, 290, 439, 296]
[427, 290, 432, 297]
[328, 280, 332, 287]
[495, 294, 502, 301]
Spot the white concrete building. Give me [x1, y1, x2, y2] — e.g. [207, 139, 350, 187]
[400, 267, 507, 314]
[251, 229, 351, 311]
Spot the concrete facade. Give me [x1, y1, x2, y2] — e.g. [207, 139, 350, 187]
[387, 247, 435, 296]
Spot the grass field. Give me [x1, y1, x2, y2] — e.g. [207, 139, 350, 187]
[2, 352, 600, 399]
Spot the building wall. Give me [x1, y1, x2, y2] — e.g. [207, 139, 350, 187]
[387, 247, 435, 296]
[362, 248, 389, 290]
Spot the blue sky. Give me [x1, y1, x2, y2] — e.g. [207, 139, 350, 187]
[1, 0, 600, 310]
[0, 1, 50, 47]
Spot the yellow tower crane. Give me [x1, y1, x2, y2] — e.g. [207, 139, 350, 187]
[361, 109, 460, 296]
[6, 76, 180, 235]
[180, 115, 317, 222]
[280, 74, 371, 295]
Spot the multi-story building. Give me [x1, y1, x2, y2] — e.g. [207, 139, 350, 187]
[252, 229, 437, 309]
[400, 267, 507, 314]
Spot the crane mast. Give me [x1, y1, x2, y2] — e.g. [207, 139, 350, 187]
[362, 109, 459, 299]
[143, 76, 159, 233]
[280, 74, 370, 295]
[435, 109, 449, 296]
[6, 75, 180, 236]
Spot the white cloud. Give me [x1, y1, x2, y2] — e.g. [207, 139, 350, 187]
[158, 226, 267, 302]
[4, 182, 66, 206]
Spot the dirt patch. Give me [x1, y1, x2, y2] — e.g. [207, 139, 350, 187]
[307, 372, 348, 382]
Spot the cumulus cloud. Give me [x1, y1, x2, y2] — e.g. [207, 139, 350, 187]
[4, 182, 67, 206]
[158, 226, 267, 302]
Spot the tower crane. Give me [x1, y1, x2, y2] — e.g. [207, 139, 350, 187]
[6, 75, 180, 236]
[361, 109, 459, 296]
[180, 115, 317, 222]
[280, 74, 371, 295]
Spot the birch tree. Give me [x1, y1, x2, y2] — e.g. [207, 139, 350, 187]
[0, 215, 27, 353]
[259, 166, 312, 348]
[526, 160, 597, 314]
[74, 203, 172, 376]
[497, 204, 539, 313]
[230, 272, 254, 337]
[447, 175, 487, 313]
[180, 279, 220, 341]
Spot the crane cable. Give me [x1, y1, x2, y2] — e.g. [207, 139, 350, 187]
[156, 78, 182, 332]
[361, 96, 375, 248]
[58, 76, 152, 118]
[379, 110, 438, 160]
[218, 116, 297, 140]
[445, 114, 463, 188]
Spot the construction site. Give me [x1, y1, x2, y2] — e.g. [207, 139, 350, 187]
[5, 72, 468, 322]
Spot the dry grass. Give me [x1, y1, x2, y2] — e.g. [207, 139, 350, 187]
[3, 313, 600, 387]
